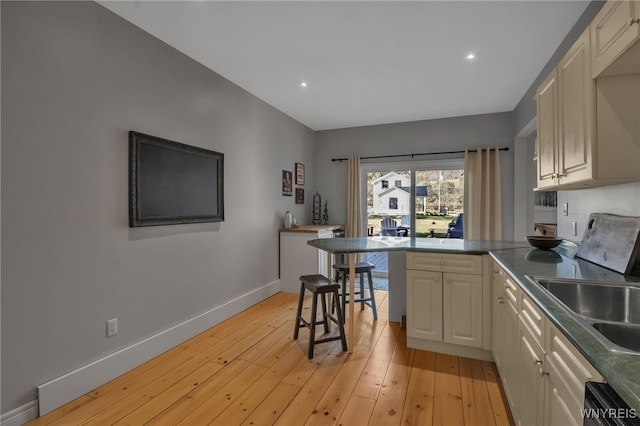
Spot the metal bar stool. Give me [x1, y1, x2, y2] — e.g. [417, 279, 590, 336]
[294, 274, 347, 359]
[332, 261, 378, 321]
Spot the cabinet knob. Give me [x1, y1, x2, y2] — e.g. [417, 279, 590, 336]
[630, 17, 640, 26]
[539, 369, 549, 377]
[497, 297, 505, 304]
[535, 359, 543, 366]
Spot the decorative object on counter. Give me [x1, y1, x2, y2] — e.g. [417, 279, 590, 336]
[526, 235, 563, 250]
[282, 170, 292, 196]
[576, 213, 640, 275]
[283, 210, 294, 229]
[312, 191, 322, 225]
[295, 188, 304, 204]
[322, 201, 329, 225]
[295, 162, 305, 185]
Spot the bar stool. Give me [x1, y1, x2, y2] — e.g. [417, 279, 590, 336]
[332, 261, 378, 321]
[294, 274, 347, 359]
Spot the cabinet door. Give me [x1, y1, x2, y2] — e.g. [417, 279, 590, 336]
[591, 0, 640, 77]
[558, 29, 594, 185]
[515, 321, 545, 426]
[536, 70, 559, 189]
[407, 270, 442, 341]
[498, 300, 519, 415]
[492, 265, 505, 366]
[443, 273, 483, 347]
[544, 360, 583, 426]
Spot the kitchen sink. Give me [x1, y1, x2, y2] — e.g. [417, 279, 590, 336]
[592, 323, 640, 353]
[527, 276, 640, 353]
[535, 278, 640, 325]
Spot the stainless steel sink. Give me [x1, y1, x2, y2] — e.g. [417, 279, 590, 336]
[535, 278, 640, 325]
[527, 276, 640, 353]
[592, 323, 640, 353]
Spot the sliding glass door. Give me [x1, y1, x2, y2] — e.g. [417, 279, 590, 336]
[361, 159, 465, 275]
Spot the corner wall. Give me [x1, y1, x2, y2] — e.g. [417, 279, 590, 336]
[1, 1, 314, 414]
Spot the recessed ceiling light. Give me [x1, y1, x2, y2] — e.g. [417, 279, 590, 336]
[465, 53, 476, 61]
[300, 82, 308, 88]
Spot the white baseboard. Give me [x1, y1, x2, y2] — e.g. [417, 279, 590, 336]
[1, 400, 38, 426]
[36, 279, 280, 417]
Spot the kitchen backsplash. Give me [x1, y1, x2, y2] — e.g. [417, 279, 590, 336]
[557, 181, 640, 243]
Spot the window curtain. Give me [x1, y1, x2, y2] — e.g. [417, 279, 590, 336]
[463, 148, 502, 240]
[346, 155, 361, 238]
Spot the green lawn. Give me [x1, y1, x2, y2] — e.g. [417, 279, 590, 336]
[367, 215, 455, 237]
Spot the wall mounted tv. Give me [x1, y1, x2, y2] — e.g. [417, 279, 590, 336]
[129, 131, 224, 227]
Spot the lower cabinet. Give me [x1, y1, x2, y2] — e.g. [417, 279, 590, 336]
[407, 253, 487, 356]
[492, 261, 603, 426]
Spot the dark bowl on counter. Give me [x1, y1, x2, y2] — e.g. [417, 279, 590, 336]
[526, 235, 563, 250]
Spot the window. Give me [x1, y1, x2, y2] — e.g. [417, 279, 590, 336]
[395, 180, 402, 187]
[389, 197, 398, 210]
[381, 180, 388, 189]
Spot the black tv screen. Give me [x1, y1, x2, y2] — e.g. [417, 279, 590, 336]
[129, 131, 224, 227]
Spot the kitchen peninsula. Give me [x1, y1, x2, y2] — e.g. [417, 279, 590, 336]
[308, 236, 640, 417]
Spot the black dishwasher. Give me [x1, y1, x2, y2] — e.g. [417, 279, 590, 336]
[584, 382, 640, 426]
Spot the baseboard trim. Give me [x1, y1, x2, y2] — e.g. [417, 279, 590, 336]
[1, 400, 38, 426]
[36, 279, 280, 416]
[407, 337, 495, 362]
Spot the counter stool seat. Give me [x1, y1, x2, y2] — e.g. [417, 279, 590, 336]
[294, 274, 347, 359]
[332, 262, 378, 321]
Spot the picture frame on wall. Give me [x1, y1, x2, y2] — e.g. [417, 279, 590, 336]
[282, 170, 292, 196]
[295, 188, 304, 204]
[295, 162, 305, 185]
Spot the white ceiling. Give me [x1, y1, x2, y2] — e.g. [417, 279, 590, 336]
[98, 1, 590, 131]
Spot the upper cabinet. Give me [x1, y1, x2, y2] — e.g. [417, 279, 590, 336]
[591, 0, 640, 77]
[535, 0, 640, 191]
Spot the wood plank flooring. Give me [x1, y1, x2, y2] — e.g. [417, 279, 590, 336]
[27, 291, 514, 425]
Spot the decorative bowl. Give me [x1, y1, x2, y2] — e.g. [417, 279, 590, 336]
[526, 235, 563, 250]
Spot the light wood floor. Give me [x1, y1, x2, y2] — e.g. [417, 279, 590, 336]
[27, 291, 514, 426]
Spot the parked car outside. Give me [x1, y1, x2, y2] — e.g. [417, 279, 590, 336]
[446, 213, 464, 238]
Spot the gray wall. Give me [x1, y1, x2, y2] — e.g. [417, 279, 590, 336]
[315, 112, 516, 239]
[558, 183, 640, 243]
[1, 1, 314, 413]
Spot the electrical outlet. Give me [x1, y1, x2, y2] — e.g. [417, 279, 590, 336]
[107, 318, 118, 337]
[563, 203, 569, 216]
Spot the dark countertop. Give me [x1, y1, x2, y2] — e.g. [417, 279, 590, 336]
[307, 236, 530, 254]
[490, 243, 640, 412]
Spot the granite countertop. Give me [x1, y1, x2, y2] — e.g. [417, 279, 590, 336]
[307, 236, 530, 254]
[490, 243, 640, 412]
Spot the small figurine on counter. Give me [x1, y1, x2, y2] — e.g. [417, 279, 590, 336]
[312, 191, 322, 225]
[322, 201, 329, 225]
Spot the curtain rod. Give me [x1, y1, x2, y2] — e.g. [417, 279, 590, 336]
[331, 146, 509, 162]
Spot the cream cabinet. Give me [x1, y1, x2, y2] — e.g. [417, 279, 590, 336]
[535, 0, 640, 191]
[407, 253, 488, 357]
[491, 262, 603, 426]
[536, 29, 594, 189]
[491, 263, 519, 412]
[591, 0, 640, 77]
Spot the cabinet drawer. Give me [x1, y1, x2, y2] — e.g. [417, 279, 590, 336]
[520, 292, 546, 347]
[503, 274, 519, 310]
[546, 323, 603, 408]
[407, 253, 482, 275]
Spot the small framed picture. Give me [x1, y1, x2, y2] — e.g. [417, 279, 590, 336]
[295, 162, 305, 185]
[295, 188, 304, 204]
[282, 170, 292, 196]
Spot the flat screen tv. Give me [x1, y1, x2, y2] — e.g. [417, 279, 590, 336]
[129, 131, 224, 227]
